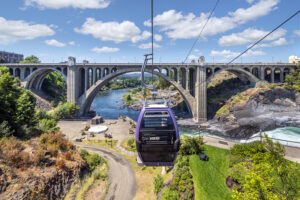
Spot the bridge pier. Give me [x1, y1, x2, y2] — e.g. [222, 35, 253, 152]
[194, 66, 207, 122]
[67, 57, 79, 104]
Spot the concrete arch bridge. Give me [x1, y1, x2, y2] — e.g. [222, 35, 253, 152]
[4, 57, 296, 122]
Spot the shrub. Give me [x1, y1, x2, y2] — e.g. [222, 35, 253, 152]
[32, 149, 46, 165]
[39, 132, 75, 152]
[179, 136, 204, 156]
[228, 162, 250, 184]
[6, 150, 31, 168]
[179, 184, 186, 192]
[127, 138, 134, 146]
[0, 121, 12, 138]
[56, 159, 65, 169]
[153, 174, 164, 194]
[80, 149, 105, 170]
[268, 83, 276, 89]
[51, 102, 79, 120]
[37, 118, 59, 133]
[188, 182, 193, 190]
[129, 128, 134, 134]
[64, 151, 73, 160]
[216, 105, 230, 116]
[160, 188, 180, 200]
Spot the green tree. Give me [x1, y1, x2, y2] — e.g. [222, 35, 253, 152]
[126, 94, 132, 101]
[0, 56, 5, 63]
[232, 135, 300, 200]
[41, 71, 67, 105]
[20, 55, 41, 63]
[0, 66, 37, 137]
[284, 63, 300, 91]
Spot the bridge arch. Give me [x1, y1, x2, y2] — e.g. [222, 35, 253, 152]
[78, 67, 194, 117]
[206, 67, 260, 85]
[23, 67, 67, 90]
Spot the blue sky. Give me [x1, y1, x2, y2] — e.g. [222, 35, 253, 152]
[0, 0, 299, 63]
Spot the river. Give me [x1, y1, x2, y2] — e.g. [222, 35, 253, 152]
[92, 89, 300, 147]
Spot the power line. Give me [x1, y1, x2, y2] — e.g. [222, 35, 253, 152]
[182, 0, 220, 64]
[227, 9, 300, 64]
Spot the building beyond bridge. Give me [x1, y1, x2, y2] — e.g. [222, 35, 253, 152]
[3, 57, 297, 122]
[0, 51, 24, 63]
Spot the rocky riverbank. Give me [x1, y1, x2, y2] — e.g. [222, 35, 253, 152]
[206, 88, 300, 139]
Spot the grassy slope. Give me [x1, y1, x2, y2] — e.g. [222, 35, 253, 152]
[190, 145, 233, 200]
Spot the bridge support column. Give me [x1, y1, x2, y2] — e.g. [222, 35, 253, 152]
[280, 70, 284, 82]
[195, 67, 207, 122]
[186, 69, 190, 93]
[271, 68, 274, 83]
[20, 68, 25, 80]
[176, 69, 179, 83]
[93, 67, 96, 84]
[260, 67, 265, 81]
[85, 68, 89, 91]
[67, 57, 79, 104]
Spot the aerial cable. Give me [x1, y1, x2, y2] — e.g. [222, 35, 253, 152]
[182, 0, 220, 64]
[151, 0, 154, 84]
[227, 9, 300, 64]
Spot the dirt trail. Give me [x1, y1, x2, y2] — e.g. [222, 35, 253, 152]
[75, 143, 136, 200]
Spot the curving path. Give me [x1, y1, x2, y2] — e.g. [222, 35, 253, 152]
[75, 143, 136, 200]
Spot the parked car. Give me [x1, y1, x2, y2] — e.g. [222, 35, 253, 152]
[199, 153, 209, 161]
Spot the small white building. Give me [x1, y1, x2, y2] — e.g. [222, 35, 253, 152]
[288, 55, 300, 64]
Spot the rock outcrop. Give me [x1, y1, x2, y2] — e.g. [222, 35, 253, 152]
[208, 88, 300, 139]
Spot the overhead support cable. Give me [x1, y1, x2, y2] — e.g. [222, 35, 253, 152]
[227, 9, 300, 64]
[182, 0, 220, 64]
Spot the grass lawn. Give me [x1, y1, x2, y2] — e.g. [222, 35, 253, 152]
[190, 145, 233, 200]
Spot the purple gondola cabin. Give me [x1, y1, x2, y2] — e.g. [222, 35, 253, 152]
[135, 98, 180, 166]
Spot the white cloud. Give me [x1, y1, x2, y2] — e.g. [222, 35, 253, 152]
[154, 34, 163, 42]
[45, 39, 66, 47]
[91, 46, 120, 53]
[144, 0, 279, 40]
[0, 17, 55, 45]
[138, 43, 162, 49]
[294, 30, 300, 37]
[75, 18, 150, 43]
[132, 31, 151, 43]
[246, 0, 255, 4]
[210, 49, 265, 59]
[219, 28, 286, 46]
[69, 41, 75, 45]
[188, 55, 198, 61]
[253, 37, 288, 48]
[25, 0, 110, 9]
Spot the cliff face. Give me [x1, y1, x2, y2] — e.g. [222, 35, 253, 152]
[0, 162, 86, 200]
[0, 135, 88, 200]
[208, 88, 300, 138]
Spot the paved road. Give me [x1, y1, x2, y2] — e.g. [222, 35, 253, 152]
[76, 143, 136, 200]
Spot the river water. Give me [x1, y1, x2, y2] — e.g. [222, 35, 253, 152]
[92, 89, 300, 146]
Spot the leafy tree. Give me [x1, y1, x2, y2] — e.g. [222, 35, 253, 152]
[232, 135, 300, 200]
[50, 102, 79, 120]
[20, 55, 41, 63]
[156, 77, 170, 89]
[284, 63, 300, 91]
[179, 136, 204, 156]
[0, 56, 5, 63]
[0, 66, 37, 137]
[126, 94, 132, 101]
[41, 71, 67, 105]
